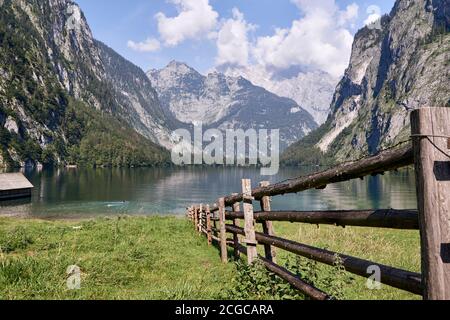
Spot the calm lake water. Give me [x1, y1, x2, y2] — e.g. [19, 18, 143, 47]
[0, 167, 418, 219]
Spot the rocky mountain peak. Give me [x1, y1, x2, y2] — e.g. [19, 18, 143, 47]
[165, 60, 196, 74]
[147, 62, 318, 150]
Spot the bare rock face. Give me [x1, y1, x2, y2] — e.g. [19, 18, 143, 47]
[4, 116, 19, 134]
[310, 0, 449, 162]
[224, 66, 339, 125]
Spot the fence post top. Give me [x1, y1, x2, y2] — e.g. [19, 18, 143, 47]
[260, 181, 270, 187]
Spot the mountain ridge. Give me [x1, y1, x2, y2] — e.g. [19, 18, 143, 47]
[147, 61, 318, 150]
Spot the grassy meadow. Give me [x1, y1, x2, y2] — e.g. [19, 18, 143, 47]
[0, 216, 421, 300]
[270, 222, 421, 300]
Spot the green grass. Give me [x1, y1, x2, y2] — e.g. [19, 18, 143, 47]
[0, 216, 234, 300]
[264, 222, 421, 300]
[0, 216, 422, 300]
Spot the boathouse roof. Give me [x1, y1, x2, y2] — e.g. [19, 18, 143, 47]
[0, 173, 34, 191]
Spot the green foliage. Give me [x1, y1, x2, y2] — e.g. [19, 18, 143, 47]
[61, 99, 170, 167]
[226, 260, 304, 300]
[225, 255, 353, 300]
[281, 121, 334, 166]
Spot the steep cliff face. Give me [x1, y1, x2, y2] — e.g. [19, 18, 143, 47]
[225, 66, 338, 125]
[0, 0, 171, 167]
[148, 61, 318, 150]
[284, 0, 449, 164]
[95, 41, 176, 148]
[320, 0, 450, 161]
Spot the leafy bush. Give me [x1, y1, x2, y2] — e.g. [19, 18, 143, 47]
[226, 255, 354, 300]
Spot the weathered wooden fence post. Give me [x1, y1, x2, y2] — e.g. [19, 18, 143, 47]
[231, 193, 241, 260]
[194, 205, 199, 231]
[242, 179, 258, 264]
[198, 204, 203, 234]
[206, 204, 212, 245]
[260, 181, 277, 263]
[411, 107, 450, 300]
[218, 197, 228, 263]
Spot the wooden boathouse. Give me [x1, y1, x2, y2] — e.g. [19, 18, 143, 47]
[0, 173, 34, 201]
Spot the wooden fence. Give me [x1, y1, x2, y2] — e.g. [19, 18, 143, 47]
[186, 107, 450, 300]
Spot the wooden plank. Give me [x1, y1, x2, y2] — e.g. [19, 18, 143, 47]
[209, 145, 414, 210]
[206, 205, 212, 246]
[242, 179, 257, 264]
[218, 197, 228, 263]
[226, 225, 422, 295]
[231, 193, 241, 260]
[226, 209, 419, 230]
[411, 107, 450, 300]
[259, 181, 277, 263]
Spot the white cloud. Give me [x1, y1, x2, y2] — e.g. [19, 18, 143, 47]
[252, 0, 358, 78]
[155, 0, 219, 46]
[364, 5, 382, 27]
[215, 8, 257, 67]
[364, 13, 381, 26]
[339, 3, 359, 26]
[127, 38, 161, 52]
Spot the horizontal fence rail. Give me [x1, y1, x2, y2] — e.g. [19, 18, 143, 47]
[226, 209, 420, 230]
[210, 145, 414, 212]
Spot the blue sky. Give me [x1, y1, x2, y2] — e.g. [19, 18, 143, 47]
[76, 0, 395, 76]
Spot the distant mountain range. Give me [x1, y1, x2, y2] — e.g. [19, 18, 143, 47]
[147, 61, 318, 150]
[282, 0, 450, 165]
[223, 66, 338, 125]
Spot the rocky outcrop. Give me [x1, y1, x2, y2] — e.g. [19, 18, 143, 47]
[285, 0, 449, 163]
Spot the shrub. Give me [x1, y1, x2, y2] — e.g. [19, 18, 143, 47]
[226, 255, 354, 300]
